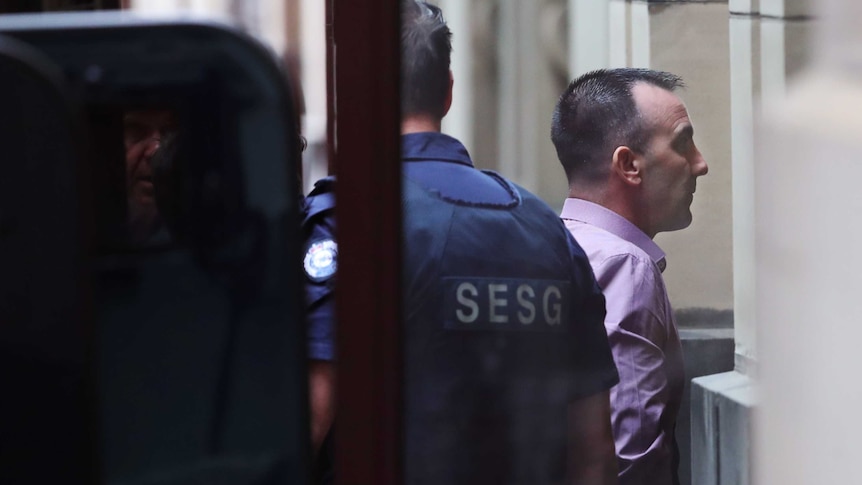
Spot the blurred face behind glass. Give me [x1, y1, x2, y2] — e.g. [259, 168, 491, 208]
[123, 109, 176, 242]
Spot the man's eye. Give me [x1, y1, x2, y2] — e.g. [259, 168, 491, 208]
[124, 123, 149, 143]
[674, 137, 693, 152]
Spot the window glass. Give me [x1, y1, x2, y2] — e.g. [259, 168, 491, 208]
[0, 17, 308, 484]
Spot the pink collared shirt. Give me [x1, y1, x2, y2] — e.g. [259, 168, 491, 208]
[561, 198, 684, 485]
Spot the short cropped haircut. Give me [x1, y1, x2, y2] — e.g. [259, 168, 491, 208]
[401, 0, 452, 119]
[550, 68, 684, 184]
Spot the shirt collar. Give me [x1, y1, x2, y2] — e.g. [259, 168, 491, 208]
[401, 132, 474, 167]
[561, 198, 667, 272]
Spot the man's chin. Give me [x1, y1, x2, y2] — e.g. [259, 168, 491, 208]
[130, 190, 155, 208]
[128, 194, 158, 222]
[678, 212, 694, 230]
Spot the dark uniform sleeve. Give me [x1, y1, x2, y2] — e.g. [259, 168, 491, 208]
[302, 179, 338, 362]
[566, 230, 620, 397]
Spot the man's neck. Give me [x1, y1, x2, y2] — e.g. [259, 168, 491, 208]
[568, 187, 655, 239]
[401, 114, 442, 134]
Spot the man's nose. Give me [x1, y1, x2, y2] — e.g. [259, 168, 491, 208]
[143, 136, 161, 158]
[694, 150, 708, 176]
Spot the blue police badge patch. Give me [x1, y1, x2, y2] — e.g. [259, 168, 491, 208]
[304, 238, 338, 282]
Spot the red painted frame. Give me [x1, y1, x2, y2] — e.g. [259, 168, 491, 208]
[330, 1, 403, 484]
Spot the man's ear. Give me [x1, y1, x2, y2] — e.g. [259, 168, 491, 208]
[611, 145, 642, 186]
[442, 70, 454, 117]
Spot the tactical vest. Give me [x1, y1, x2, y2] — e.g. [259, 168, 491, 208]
[401, 161, 616, 485]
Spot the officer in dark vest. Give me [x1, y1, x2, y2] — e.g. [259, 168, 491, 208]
[400, 2, 620, 484]
[304, 2, 620, 483]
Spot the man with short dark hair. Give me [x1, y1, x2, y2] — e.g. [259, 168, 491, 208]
[401, 2, 619, 484]
[551, 68, 709, 485]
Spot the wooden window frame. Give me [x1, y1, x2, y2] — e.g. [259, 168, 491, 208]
[330, 1, 403, 484]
